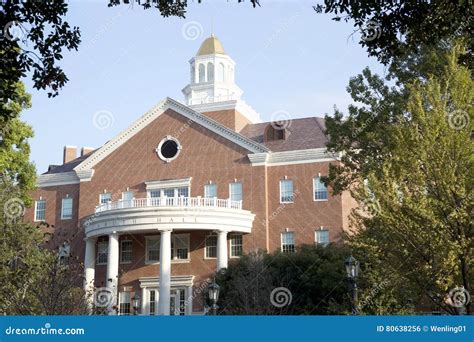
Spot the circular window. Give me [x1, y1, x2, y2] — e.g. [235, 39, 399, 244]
[156, 136, 182, 163]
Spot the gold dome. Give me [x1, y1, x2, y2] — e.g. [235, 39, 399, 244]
[196, 35, 226, 56]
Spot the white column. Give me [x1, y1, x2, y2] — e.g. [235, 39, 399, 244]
[217, 230, 228, 271]
[106, 232, 119, 315]
[140, 287, 147, 316]
[158, 229, 172, 315]
[83, 237, 97, 314]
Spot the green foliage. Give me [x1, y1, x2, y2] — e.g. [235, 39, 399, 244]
[214, 245, 352, 315]
[327, 44, 473, 314]
[0, 82, 36, 204]
[1, 0, 81, 121]
[108, 0, 260, 17]
[315, 1, 473, 70]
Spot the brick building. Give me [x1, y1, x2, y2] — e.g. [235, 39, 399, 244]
[26, 35, 356, 315]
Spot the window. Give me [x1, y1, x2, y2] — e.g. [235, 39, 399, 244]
[119, 291, 131, 315]
[205, 235, 217, 258]
[229, 182, 242, 202]
[198, 64, 205, 83]
[156, 137, 181, 162]
[217, 62, 225, 82]
[120, 240, 133, 263]
[230, 234, 243, 257]
[100, 193, 111, 205]
[204, 184, 217, 198]
[61, 197, 73, 219]
[177, 187, 188, 197]
[146, 235, 190, 262]
[264, 123, 286, 142]
[148, 187, 190, 199]
[149, 290, 157, 315]
[281, 232, 295, 253]
[207, 62, 214, 82]
[122, 191, 133, 200]
[315, 230, 330, 246]
[34, 199, 46, 221]
[146, 237, 160, 263]
[314, 177, 328, 201]
[97, 241, 108, 265]
[163, 188, 175, 197]
[172, 234, 189, 260]
[280, 180, 294, 203]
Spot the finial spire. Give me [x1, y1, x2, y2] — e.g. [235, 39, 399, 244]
[211, 16, 214, 37]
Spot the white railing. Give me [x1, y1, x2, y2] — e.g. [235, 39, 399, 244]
[95, 196, 243, 213]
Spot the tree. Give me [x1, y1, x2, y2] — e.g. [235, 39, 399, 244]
[107, 0, 260, 17]
[214, 245, 352, 315]
[1, 1, 81, 121]
[314, 1, 473, 70]
[337, 45, 473, 314]
[0, 81, 36, 203]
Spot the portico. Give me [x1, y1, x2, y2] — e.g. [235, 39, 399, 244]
[83, 196, 254, 315]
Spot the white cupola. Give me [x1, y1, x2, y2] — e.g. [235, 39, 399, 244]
[182, 35, 261, 124]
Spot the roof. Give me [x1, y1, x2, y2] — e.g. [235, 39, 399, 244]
[239, 117, 328, 152]
[42, 110, 328, 175]
[196, 35, 226, 56]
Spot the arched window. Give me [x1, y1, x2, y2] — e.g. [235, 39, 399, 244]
[191, 66, 195, 83]
[207, 62, 214, 82]
[264, 123, 286, 142]
[217, 63, 225, 82]
[199, 64, 205, 83]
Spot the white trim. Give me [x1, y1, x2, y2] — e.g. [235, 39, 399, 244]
[119, 239, 133, 264]
[248, 148, 341, 167]
[145, 178, 192, 191]
[156, 136, 182, 163]
[281, 231, 296, 253]
[34, 199, 46, 222]
[145, 235, 160, 264]
[229, 233, 243, 258]
[37, 172, 79, 187]
[60, 197, 73, 220]
[279, 179, 294, 204]
[96, 240, 108, 266]
[313, 176, 329, 202]
[139, 275, 195, 288]
[73, 97, 269, 177]
[144, 234, 191, 264]
[204, 233, 217, 259]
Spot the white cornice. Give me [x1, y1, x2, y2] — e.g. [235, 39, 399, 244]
[145, 177, 192, 190]
[37, 172, 79, 187]
[248, 148, 340, 166]
[189, 99, 261, 123]
[73, 97, 269, 176]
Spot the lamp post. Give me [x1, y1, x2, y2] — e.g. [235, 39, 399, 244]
[208, 279, 220, 315]
[345, 255, 360, 315]
[132, 293, 141, 316]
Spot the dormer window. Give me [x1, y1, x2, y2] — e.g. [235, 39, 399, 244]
[264, 123, 287, 142]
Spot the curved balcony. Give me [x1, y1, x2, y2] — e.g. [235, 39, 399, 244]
[84, 197, 254, 238]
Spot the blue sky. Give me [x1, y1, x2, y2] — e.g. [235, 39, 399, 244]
[22, 0, 384, 173]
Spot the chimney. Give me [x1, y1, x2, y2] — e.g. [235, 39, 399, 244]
[80, 147, 95, 157]
[63, 146, 77, 164]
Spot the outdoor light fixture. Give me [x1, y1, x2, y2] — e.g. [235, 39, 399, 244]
[132, 293, 141, 315]
[345, 255, 360, 315]
[208, 279, 220, 315]
[345, 255, 360, 279]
